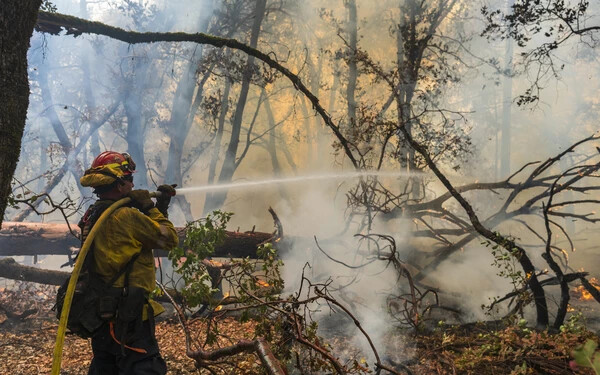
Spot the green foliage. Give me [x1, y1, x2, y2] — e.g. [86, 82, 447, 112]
[572, 339, 600, 374]
[169, 214, 350, 373]
[486, 235, 526, 289]
[7, 189, 37, 210]
[560, 312, 586, 335]
[234, 243, 285, 339]
[40, 0, 57, 12]
[481, 234, 530, 315]
[168, 210, 232, 308]
[229, 243, 284, 305]
[511, 362, 528, 375]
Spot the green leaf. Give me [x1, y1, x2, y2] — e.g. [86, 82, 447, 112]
[573, 339, 598, 368]
[593, 355, 600, 374]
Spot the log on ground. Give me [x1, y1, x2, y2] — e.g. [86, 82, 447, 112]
[0, 257, 67, 285]
[0, 222, 274, 258]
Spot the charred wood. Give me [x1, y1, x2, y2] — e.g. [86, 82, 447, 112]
[0, 222, 274, 258]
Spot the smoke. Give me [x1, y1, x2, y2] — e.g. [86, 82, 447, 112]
[9, 0, 600, 367]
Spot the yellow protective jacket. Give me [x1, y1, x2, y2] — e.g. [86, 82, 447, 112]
[90, 201, 178, 318]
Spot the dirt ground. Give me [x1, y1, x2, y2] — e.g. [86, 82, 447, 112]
[0, 319, 199, 375]
[1, 282, 599, 374]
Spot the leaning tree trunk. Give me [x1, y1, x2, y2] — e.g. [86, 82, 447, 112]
[499, 0, 515, 178]
[263, 89, 290, 201]
[204, 0, 267, 213]
[0, 0, 42, 228]
[345, 0, 358, 132]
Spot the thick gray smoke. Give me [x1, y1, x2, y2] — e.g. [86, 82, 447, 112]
[9, 0, 600, 366]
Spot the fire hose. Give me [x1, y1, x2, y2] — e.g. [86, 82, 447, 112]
[51, 191, 166, 375]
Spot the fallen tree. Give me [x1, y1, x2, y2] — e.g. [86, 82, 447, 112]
[0, 257, 67, 285]
[0, 221, 274, 258]
[0, 258, 275, 307]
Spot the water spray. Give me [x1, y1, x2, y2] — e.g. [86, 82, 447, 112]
[175, 170, 423, 195]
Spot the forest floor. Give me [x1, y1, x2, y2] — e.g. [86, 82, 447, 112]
[0, 282, 599, 375]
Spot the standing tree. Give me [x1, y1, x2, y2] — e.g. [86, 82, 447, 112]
[482, 0, 600, 104]
[0, 0, 42, 227]
[203, 0, 268, 212]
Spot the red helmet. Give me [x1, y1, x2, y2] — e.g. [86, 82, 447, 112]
[91, 151, 136, 175]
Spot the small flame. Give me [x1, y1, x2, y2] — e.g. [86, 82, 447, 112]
[572, 277, 600, 301]
[206, 259, 224, 268]
[214, 292, 230, 311]
[256, 280, 270, 287]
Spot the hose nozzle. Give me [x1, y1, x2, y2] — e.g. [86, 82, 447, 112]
[150, 184, 177, 199]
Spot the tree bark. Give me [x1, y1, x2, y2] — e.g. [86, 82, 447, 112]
[165, 54, 204, 188]
[79, 0, 102, 167]
[163, 16, 213, 220]
[0, 0, 43, 228]
[397, 121, 550, 327]
[204, 0, 268, 212]
[204, 77, 231, 215]
[345, 0, 358, 130]
[263, 89, 290, 201]
[0, 257, 68, 286]
[124, 79, 149, 188]
[36, 56, 88, 198]
[0, 257, 185, 305]
[0, 221, 274, 258]
[500, 0, 515, 178]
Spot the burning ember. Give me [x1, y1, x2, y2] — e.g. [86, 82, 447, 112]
[214, 292, 231, 311]
[205, 259, 224, 268]
[572, 277, 600, 301]
[255, 279, 270, 288]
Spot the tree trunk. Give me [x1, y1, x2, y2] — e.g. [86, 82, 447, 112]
[0, 0, 43, 228]
[124, 83, 149, 188]
[164, 10, 212, 183]
[0, 221, 274, 258]
[37, 122, 49, 192]
[302, 45, 323, 168]
[263, 89, 290, 201]
[79, 0, 102, 168]
[345, 0, 358, 131]
[299, 96, 313, 166]
[12, 99, 122, 222]
[320, 60, 340, 163]
[0, 257, 184, 305]
[38, 62, 73, 153]
[37, 55, 87, 199]
[0, 258, 68, 286]
[204, 77, 232, 215]
[165, 59, 202, 186]
[500, 0, 515, 178]
[204, 0, 267, 212]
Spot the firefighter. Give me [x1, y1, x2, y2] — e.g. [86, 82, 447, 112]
[79, 151, 178, 375]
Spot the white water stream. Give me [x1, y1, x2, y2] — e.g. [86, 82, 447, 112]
[176, 170, 423, 194]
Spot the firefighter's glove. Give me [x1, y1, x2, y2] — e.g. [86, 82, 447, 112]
[128, 189, 154, 213]
[155, 184, 176, 217]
